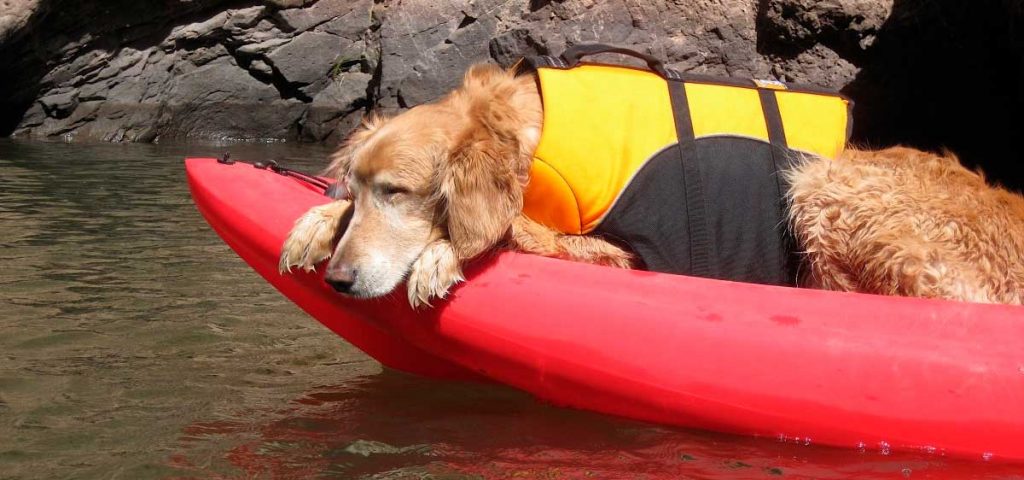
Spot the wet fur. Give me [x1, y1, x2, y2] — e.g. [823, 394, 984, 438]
[281, 64, 1024, 307]
[787, 147, 1024, 304]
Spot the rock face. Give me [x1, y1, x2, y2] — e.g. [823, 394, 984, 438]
[0, 0, 376, 142]
[1, 0, 1022, 186]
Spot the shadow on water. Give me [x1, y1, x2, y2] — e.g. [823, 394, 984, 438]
[169, 370, 1024, 480]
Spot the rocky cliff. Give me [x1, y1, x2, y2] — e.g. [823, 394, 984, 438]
[1, 0, 1022, 186]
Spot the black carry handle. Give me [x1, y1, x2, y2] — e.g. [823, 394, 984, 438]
[560, 43, 670, 78]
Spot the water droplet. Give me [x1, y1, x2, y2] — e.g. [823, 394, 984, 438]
[777, 433, 787, 442]
[803, 437, 812, 446]
[857, 442, 867, 453]
[922, 446, 937, 455]
[901, 467, 912, 477]
[879, 441, 892, 456]
[982, 452, 994, 461]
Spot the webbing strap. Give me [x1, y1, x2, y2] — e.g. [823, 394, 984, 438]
[758, 89, 789, 160]
[667, 81, 713, 278]
[758, 89, 799, 284]
[251, 159, 337, 195]
[758, 89, 790, 206]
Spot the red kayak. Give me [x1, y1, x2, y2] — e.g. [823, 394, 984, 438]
[186, 156, 1024, 463]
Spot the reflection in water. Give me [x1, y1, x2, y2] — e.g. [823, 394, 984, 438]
[173, 371, 1021, 479]
[0, 139, 1019, 479]
[0, 139, 377, 479]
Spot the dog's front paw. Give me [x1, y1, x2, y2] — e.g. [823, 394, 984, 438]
[407, 241, 465, 308]
[279, 201, 349, 274]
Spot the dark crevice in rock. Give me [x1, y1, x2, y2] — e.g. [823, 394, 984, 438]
[755, 0, 881, 65]
[842, 0, 1024, 190]
[361, 27, 384, 115]
[528, 0, 553, 12]
[224, 44, 273, 80]
[456, 14, 477, 29]
[169, 37, 306, 103]
[751, 0, 1024, 189]
[755, 0, 803, 58]
[266, 65, 315, 102]
[352, 96, 373, 116]
[365, 61, 382, 112]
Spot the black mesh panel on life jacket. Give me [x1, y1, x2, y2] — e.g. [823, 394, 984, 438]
[594, 137, 797, 286]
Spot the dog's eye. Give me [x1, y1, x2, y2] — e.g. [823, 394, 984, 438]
[379, 184, 409, 197]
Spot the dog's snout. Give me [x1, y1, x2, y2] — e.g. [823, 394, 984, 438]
[325, 265, 357, 294]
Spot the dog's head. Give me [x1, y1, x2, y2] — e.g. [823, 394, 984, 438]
[322, 64, 541, 298]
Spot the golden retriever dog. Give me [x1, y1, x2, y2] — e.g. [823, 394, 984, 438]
[278, 64, 1024, 307]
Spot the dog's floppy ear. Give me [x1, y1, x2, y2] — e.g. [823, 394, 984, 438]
[322, 113, 389, 179]
[435, 64, 530, 261]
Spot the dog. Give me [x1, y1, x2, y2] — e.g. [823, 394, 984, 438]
[278, 63, 1024, 307]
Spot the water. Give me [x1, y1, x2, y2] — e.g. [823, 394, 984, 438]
[1, 139, 1020, 479]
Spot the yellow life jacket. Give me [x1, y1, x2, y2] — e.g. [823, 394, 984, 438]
[520, 48, 852, 285]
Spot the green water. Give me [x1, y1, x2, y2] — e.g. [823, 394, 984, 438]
[0, 139, 1014, 479]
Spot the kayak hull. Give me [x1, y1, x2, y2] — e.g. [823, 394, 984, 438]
[186, 157, 1024, 462]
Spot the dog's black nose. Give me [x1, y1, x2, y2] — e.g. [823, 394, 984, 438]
[325, 266, 357, 294]
[326, 277, 354, 293]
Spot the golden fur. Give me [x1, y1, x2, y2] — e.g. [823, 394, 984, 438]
[280, 64, 1024, 307]
[788, 147, 1024, 303]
